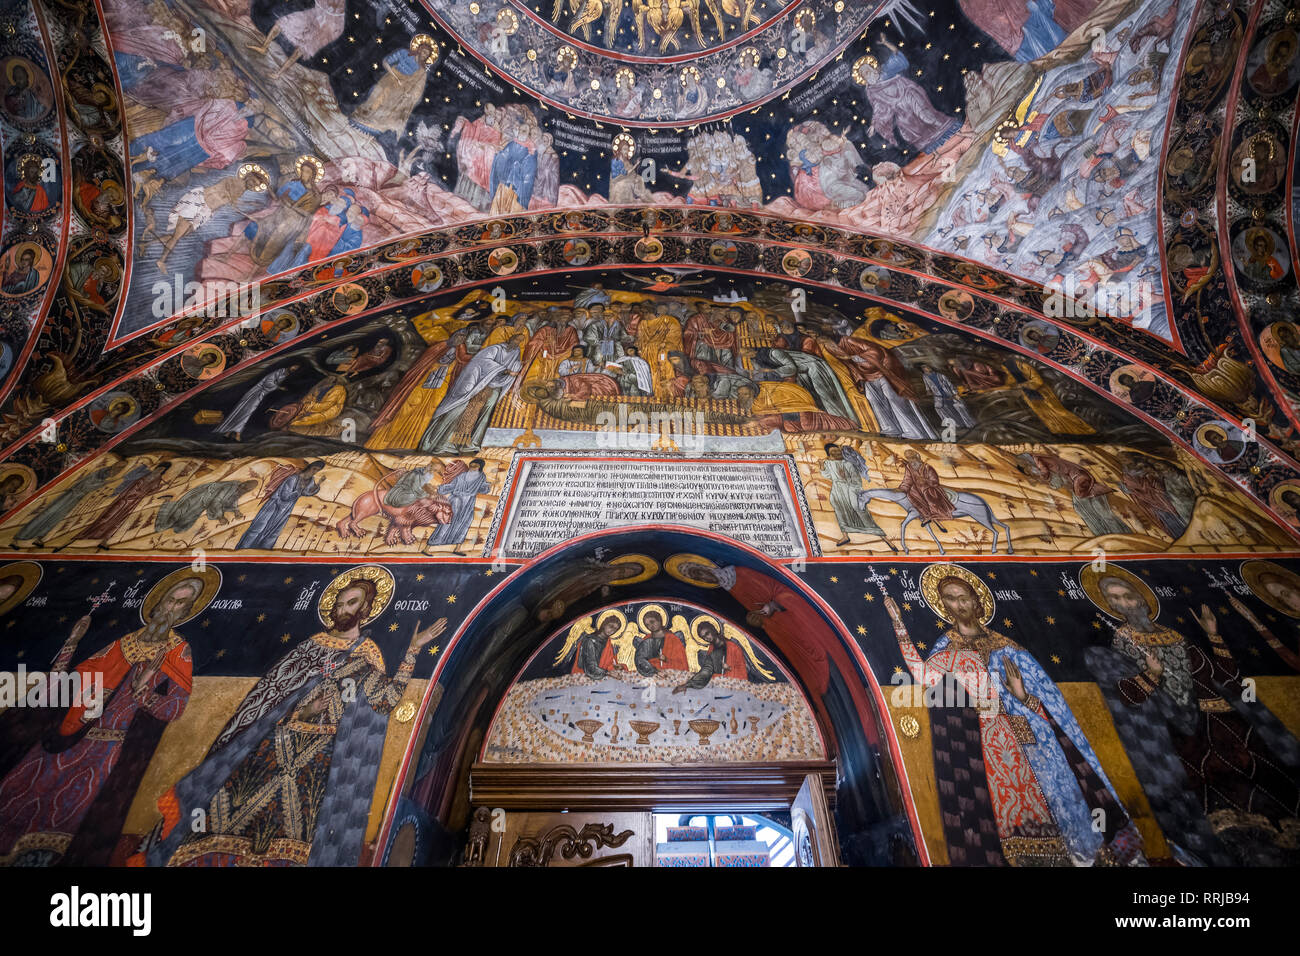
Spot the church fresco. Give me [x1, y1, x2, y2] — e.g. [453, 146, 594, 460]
[0, 275, 1289, 560]
[482, 598, 826, 763]
[0, 0, 1296, 876]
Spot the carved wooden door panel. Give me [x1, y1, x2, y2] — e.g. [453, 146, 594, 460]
[791, 773, 840, 867]
[478, 811, 653, 867]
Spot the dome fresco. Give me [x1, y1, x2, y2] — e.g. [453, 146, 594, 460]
[0, 0, 1298, 880]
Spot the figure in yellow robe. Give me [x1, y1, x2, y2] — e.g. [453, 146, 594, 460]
[288, 376, 348, 436]
[1009, 360, 1095, 435]
[637, 309, 684, 399]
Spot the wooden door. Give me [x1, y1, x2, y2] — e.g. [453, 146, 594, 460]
[473, 811, 653, 867]
[791, 772, 840, 867]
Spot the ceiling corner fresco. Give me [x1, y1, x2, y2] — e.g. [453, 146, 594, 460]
[0, 0, 1298, 871]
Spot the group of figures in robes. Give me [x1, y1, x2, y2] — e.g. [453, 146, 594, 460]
[557, 606, 771, 694]
[451, 104, 560, 214]
[362, 291, 1026, 453]
[0, 565, 444, 867]
[882, 561, 1300, 866]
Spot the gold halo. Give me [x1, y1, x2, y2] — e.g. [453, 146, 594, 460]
[608, 553, 659, 585]
[664, 553, 721, 588]
[637, 603, 669, 632]
[739, 47, 759, 67]
[690, 613, 722, 644]
[0, 463, 36, 499]
[612, 132, 636, 157]
[496, 10, 519, 34]
[852, 55, 879, 84]
[1078, 564, 1158, 620]
[680, 66, 700, 86]
[141, 566, 222, 627]
[1240, 560, 1300, 618]
[0, 561, 41, 617]
[410, 34, 438, 59]
[794, 9, 816, 31]
[919, 563, 995, 626]
[557, 45, 577, 68]
[238, 163, 269, 190]
[318, 565, 396, 629]
[596, 607, 628, 633]
[295, 155, 324, 181]
[1195, 423, 1230, 447]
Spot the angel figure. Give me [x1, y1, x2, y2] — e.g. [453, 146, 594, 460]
[555, 609, 628, 680]
[675, 614, 774, 692]
[632, 605, 690, 676]
[627, 268, 710, 293]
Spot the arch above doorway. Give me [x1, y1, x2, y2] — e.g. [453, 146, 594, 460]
[375, 525, 925, 866]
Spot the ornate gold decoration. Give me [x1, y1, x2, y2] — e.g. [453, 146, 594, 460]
[1079, 564, 1159, 620]
[393, 701, 417, 723]
[919, 563, 995, 625]
[317, 565, 396, 628]
[141, 566, 222, 626]
[0, 561, 41, 617]
[1241, 560, 1300, 618]
[898, 714, 920, 738]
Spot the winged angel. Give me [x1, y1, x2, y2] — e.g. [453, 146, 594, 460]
[555, 608, 774, 687]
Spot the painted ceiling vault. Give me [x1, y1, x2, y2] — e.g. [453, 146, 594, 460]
[0, 0, 1299, 871]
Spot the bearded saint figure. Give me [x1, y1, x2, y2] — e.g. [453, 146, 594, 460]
[145, 570, 445, 867]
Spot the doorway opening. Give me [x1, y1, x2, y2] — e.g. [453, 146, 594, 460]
[654, 812, 795, 867]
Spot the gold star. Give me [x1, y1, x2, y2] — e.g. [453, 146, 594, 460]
[215, 648, 226, 658]
[428, 645, 441, 657]
[987, 572, 997, 580]
[888, 568, 898, 575]
[935, 619, 946, 628]
[416, 573, 425, 582]
[201, 619, 210, 627]
[284, 577, 294, 584]
[1046, 616, 1055, 625]
[280, 633, 291, 643]
[1091, 620, 1101, 629]
[238, 574, 247, 582]
[1029, 569, 1038, 577]
[389, 622, 399, 632]
[1057, 589, 1066, 596]
[257, 613, 266, 623]
[1002, 618, 1013, 628]
[863, 593, 875, 602]
[1248, 647, 1260, 656]
[892, 665, 903, 675]
[446, 594, 456, 604]
[1050, 654, 1061, 664]
[902, 602, 912, 611]
[916, 641, 927, 651]
[484, 569, 494, 576]
[829, 576, 839, 584]
[856, 625, 866, 635]
[58, 615, 66, 623]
